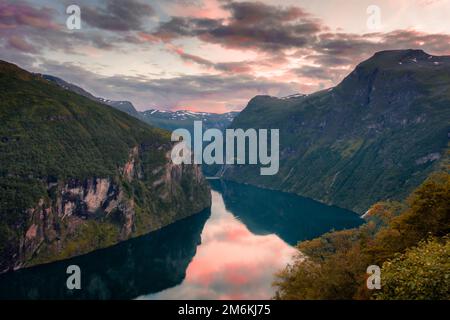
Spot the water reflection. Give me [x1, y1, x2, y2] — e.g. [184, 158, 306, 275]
[0, 209, 210, 300]
[0, 181, 363, 300]
[140, 191, 297, 300]
[211, 180, 362, 245]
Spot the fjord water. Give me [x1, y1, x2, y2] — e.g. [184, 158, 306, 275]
[0, 181, 362, 300]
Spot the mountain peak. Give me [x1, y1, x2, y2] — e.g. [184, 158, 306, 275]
[373, 49, 429, 58]
[359, 49, 450, 69]
[337, 48, 450, 98]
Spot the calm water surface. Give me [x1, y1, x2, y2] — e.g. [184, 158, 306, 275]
[0, 180, 362, 299]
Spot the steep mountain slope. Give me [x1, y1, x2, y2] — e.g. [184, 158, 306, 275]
[0, 61, 211, 273]
[225, 50, 450, 213]
[41, 75, 142, 119]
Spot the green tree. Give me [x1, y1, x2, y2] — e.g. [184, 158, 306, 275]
[274, 172, 450, 300]
[376, 237, 450, 300]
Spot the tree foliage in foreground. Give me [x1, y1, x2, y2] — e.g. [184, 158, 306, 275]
[376, 237, 450, 300]
[274, 172, 450, 300]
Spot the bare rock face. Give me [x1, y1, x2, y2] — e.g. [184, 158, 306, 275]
[3, 145, 211, 273]
[121, 146, 139, 181]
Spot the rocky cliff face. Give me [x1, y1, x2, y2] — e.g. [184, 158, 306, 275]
[5, 145, 210, 273]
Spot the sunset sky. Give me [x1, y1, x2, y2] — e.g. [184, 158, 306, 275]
[1, 0, 450, 112]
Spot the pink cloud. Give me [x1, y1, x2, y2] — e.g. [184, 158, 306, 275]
[137, 31, 160, 43]
[169, 0, 229, 19]
[0, 2, 59, 30]
[7, 35, 36, 53]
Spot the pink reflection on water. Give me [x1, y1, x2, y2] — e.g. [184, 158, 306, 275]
[143, 191, 297, 300]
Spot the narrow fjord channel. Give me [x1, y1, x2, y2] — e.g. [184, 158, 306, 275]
[0, 181, 362, 299]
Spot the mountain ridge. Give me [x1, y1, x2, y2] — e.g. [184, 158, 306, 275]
[40, 74, 238, 132]
[224, 49, 450, 213]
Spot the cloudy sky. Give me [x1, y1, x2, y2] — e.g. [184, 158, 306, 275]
[1, 0, 450, 112]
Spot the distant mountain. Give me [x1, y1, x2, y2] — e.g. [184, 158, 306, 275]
[224, 49, 450, 213]
[41, 74, 238, 132]
[0, 61, 211, 273]
[41, 74, 142, 118]
[141, 109, 239, 132]
[99, 99, 142, 118]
